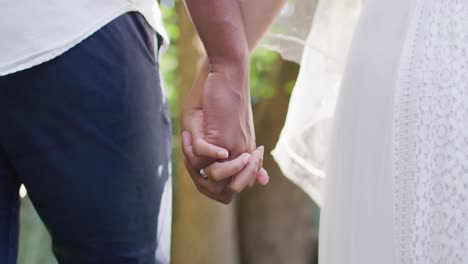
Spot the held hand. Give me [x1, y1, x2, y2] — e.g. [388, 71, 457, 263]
[180, 60, 269, 204]
[181, 104, 269, 204]
[202, 64, 256, 158]
[181, 106, 229, 170]
[182, 131, 269, 204]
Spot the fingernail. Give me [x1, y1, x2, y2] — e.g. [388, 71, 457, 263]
[258, 146, 265, 157]
[259, 174, 270, 185]
[217, 149, 229, 159]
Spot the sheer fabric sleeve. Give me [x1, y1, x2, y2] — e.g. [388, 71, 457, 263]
[266, 0, 362, 206]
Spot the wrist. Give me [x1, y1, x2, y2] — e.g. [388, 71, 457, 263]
[208, 55, 250, 92]
[209, 54, 248, 70]
[207, 41, 249, 75]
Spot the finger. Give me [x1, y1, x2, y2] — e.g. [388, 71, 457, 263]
[183, 159, 235, 204]
[181, 131, 236, 204]
[182, 131, 214, 169]
[248, 148, 265, 187]
[205, 153, 251, 182]
[229, 146, 264, 194]
[193, 136, 229, 160]
[182, 111, 229, 159]
[186, 114, 229, 159]
[184, 159, 229, 196]
[255, 168, 270, 185]
[181, 131, 196, 162]
[248, 167, 270, 188]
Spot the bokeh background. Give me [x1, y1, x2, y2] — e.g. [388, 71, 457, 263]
[18, 1, 320, 263]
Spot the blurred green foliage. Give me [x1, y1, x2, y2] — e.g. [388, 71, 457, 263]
[159, 5, 281, 118]
[160, 6, 179, 119]
[250, 48, 280, 102]
[18, 5, 282, 264]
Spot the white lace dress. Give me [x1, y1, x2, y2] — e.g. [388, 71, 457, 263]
[272, 0, 468, 263]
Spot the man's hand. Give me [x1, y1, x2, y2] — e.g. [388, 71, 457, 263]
[183, 0, 253, 160]
[181, 60, 269, 204]
[181, 92, 270, 204]
[180, 59, 256, 169]
[181, 0, 283, 203]
[202, 62, 255, 158]
[181, 105, 229, 170]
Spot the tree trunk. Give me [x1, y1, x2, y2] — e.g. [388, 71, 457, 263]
[238, 59, 319, 264]
[170, 3, 239, 264]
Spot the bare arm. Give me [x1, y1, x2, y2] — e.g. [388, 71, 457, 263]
[185, 0, 287, 109]
[184, 0, 249, 68]
[241, 0, 288, 53]
[184, 0, 252, 156]
[182, 0, 286, 203]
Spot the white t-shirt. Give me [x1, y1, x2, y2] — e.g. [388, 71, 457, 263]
[0, 0, 169, 76]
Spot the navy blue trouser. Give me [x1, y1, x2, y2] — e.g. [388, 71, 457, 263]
[0, 12, 172, 264]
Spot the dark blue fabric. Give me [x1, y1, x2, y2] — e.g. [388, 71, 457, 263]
[0, 12, 171, 264]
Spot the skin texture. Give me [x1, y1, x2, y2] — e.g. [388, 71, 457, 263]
[183, 0, 287, 203]
[184, 0, 254, 158]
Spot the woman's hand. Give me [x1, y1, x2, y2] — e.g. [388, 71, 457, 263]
[181, 131, 269, 204]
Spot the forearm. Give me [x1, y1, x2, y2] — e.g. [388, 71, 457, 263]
[240, 0, 287, 50]
[184, 0, 249, 67]
[185, 0, 286, 108]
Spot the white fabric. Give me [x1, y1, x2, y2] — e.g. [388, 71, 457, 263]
[271, 0, 468, 263]
[271, 0, 362, 206]
[0, 0, 169, 76]
[156, 164, 173, 263]
[260, 0, 317, 63]
[392, 0, 468, 263]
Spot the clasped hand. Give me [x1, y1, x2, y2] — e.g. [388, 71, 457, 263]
[181, 61, 269, 204]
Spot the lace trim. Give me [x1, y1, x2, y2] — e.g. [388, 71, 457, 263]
[393, 0, 468, 263]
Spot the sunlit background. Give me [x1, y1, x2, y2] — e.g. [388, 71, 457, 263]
[18, 1, 320, 263]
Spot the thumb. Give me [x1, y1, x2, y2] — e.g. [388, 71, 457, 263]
[190, 118, 229, 159]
